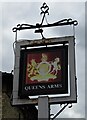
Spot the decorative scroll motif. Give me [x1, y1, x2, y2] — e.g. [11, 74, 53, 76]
[40, 2, 49, 25]
[40, 2, 49, 15]
[12, 18, 78, 32]
[12, 3, 78, 39]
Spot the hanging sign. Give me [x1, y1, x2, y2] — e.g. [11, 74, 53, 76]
[18, 45, 68, 97]
[12, 36, 77, 105]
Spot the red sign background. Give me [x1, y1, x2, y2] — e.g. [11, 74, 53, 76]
[26, 49, 62, 84]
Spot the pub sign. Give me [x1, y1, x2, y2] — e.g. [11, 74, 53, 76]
[19, 45, 68, 97]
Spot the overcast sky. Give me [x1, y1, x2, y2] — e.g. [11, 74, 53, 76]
[0, 1, 86, 119]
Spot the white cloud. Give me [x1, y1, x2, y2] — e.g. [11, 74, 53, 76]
[0, 4, 2, 71]
[0, 0, 86, 2]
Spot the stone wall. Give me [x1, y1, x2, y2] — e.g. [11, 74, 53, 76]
[2, 72, 38, 120]
[2, 93, 23, 119]
[0, 93, 2, 120]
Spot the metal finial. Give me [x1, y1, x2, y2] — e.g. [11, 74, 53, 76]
[40, 2, 49, 15]
[40, 2, 49, 25]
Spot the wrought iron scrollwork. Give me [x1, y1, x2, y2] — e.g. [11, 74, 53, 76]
[40, 2, 49, 25]
[40, 2, 49, 15]
[12, 18, 78, 31]
[12, 2, 78, 39]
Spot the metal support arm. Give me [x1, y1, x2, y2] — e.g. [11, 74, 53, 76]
[12, 18, 78, 32]
[12, 2, 78, 40]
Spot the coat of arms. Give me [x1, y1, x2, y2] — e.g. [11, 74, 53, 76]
[26, 52, 61, 83]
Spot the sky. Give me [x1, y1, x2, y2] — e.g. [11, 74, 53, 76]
[0, 1, 86, 119]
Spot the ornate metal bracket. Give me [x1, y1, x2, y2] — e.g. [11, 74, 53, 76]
[51, 103, 72, 120]
[12, 2, 78, 39]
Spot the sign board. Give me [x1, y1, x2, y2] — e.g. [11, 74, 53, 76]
[12, 36, 77, 105]
[19, 46, 68, 97]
